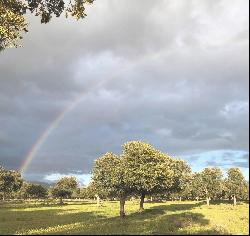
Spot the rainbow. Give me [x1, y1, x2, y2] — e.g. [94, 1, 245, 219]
[19, 96, 85, 175]
[19, 49, 166, 176]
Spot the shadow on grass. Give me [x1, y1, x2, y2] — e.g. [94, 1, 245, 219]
[0, 201, 231, 235]
[65, 203, 215, 235]
[149, 212, 209, 235]
[0, 201, 98, 210]
[63, 211, 222, 235]
[40, 202, 98, 207]
[0, 206, 107, 235]
[149, 202, 203, 212]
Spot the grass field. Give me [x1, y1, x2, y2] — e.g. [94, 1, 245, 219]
[0, 200, 249, 235]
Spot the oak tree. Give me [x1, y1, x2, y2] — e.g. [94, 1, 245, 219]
[92, 152, 132, 218]
[168, 159, 192, 201]
[18, 182, 47, 199]
[0, 166, 23, 200]
[225, 168, 248, 206]
[122, 141, 175, 211]
[49, 176, 78, 204]
[200, 167, 223, 205]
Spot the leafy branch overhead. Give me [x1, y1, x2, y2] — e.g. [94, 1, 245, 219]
[0, 0, 94, 50]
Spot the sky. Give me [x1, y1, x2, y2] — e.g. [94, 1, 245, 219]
[0, 0, 249, 186]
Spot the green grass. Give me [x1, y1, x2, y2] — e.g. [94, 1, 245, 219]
[0, 200, 249, 235]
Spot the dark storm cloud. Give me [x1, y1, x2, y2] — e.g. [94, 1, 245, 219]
[0, 0, 249, 181]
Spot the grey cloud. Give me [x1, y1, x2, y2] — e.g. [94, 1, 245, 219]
[231, 161, 249, 168]
[242, 154, 250, 161]
[0, 0, 249, 180]
[207, 160, 249, 169]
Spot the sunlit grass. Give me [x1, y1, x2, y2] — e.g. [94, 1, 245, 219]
[0, 200, 248, 235]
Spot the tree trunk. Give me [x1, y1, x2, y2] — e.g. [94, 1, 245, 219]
[206, 197, 210, 206]
[59, 197, 63, 205]
[233, 195, 237, 206]
[205, 188, 210, 206]
[151, 196, 153, 202]
[139, 193, 145, 211]
[95, 195, 100, 207]
[179, 197, 182, 202]
[120, 197, 126, 218]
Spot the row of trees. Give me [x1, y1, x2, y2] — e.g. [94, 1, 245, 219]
[171, 167, 249, 206]
[91, 141, 249, 217]
[0, 167, 78, 202]
[0, 141, 249, 218]
[91, 142, 191, 217]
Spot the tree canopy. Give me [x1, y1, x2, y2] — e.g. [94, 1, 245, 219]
[18, 182, 48, 199]
[49, 176, 78, 204]
[0, 0, 94, 50]
[92, 141, 194, 217]
[0, 166, 23, 200]
[199, 167, 223, 205]
[92, 152, 132, 217]
[0, 0, 26, 50]
[122, 141, 176, 210]
[225, 168, 249, 205]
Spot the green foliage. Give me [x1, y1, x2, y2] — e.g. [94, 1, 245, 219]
[49, 177, 78, 201]
[92, 152, 132, 199]
[76, 187, 88, 199]
[225, 168, 249, 200]
[92, 152, 134, 217]
[66, 0, 94, 20]
[92, 141, 194, 215]
[17, 182, 48, 199]
[182, 168, 224, 202]
[0, 0, 27, 50]
[168, 158, 192, 196]
[0, 0, 94, 50]
[200, 167, 223, 200]
[71, 187, 81, 199]
[0, 165, 23, 199]
[189, 173, 204, 200]
[26, 0, 94, 23]
[122, 141, 175, 196]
